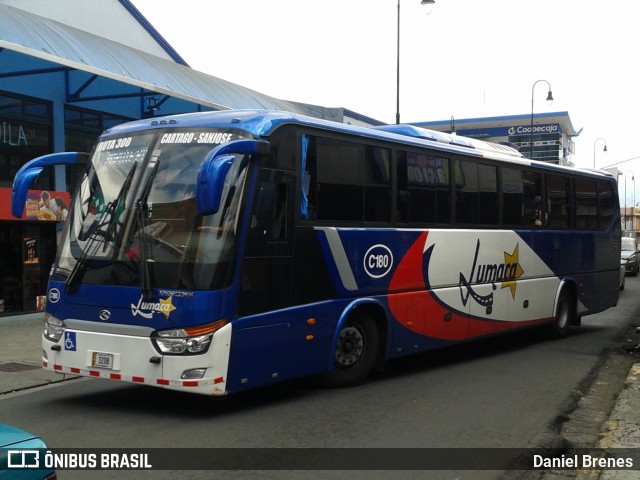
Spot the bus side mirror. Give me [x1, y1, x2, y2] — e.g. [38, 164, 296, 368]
[196, 155, 234, 215]
[11, 152, 88, 218]
[196, 139, 270, 216]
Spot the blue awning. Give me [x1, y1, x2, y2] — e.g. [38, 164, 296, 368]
[0, 2, 328, 118]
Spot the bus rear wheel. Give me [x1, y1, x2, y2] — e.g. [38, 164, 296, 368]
[322, 314, 380, 387]
[547, 289, 574, 339]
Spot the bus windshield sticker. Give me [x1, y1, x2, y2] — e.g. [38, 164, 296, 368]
[159, 132, 235, 145]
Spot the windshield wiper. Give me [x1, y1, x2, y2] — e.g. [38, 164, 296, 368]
[65, 163, 139, 293]
[134, 159, 160, 301]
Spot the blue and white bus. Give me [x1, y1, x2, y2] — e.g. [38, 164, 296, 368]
[11, 110, 620, 395]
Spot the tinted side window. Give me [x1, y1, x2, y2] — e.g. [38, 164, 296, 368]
[453, 161, 499, 226]
[502, 167, 524, 226]
[546, 175, 570, 229]
[454, 160, 478, 224]
[575, 178, 598, 230]
[401, 151, 450, 224]
[478, 164, 498, 225]
[598, 179, 615, 230]
[308, 136, 390, 223]
[364, 146, 391, 222]
[523, 171, 544, 228]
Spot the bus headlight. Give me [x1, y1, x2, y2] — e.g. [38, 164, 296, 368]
[44, 314, 65, 342]
[151, 320, 227, 356]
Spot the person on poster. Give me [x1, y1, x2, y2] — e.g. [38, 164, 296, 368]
[53, 197, 69, 222]
[37, 191, 56, 220]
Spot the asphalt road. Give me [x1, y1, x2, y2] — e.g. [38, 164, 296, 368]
[2, 277, 639, 480]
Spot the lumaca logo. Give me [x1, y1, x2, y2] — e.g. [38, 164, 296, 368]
[459, 240, 525, 311]
[131, 296, 176, 319]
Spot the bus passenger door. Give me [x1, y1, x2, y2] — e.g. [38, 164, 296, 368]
[238, 169, 295, 317]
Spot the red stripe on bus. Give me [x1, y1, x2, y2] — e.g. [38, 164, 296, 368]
[132, 376, 145, 383]
[182, 381, 199, 387]
[157, 379, 170, 385]
[70, 367, 80, 374]
[214, 377, 224, 384]
[90, 370, 100, 377]
[110, 373, 121, 380]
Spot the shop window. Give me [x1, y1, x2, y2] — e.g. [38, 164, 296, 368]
[0, 92, 52, 189]
[64, 107, 131, 190]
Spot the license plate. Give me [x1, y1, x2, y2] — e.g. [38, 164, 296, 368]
[91, 351, 114, 370]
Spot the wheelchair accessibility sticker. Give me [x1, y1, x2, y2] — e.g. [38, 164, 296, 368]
[65, 331, 76, 351]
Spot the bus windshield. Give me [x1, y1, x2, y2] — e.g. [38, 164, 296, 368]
[54, 128, 250, 292]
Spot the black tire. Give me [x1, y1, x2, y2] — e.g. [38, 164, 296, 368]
[547, 289, 574, 339]
[321, 313, 380, 388]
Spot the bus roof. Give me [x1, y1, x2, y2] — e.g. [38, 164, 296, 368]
[104, 110, 610, 178]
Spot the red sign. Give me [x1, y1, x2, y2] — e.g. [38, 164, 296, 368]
[0, 187, 70, 221]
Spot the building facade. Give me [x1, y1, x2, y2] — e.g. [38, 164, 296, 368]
[414, 112, 579, 166]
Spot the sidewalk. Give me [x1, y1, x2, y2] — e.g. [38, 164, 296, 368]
[1, 313, 639, 478]
[580, 362, 640, 480]
[0, 312, 76, 394]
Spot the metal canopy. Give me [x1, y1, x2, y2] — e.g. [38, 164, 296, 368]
[0, 2, 325, 118]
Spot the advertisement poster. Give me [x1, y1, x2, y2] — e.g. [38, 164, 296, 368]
[23, 237, 38, 264]
[0, 188, 70, 221]
[24, 190, 69, 221]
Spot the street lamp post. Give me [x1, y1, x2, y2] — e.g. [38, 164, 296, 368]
[530, 79, 553, 159]
[625, 171, 635, 231]
[593, 137, 607, 169]
[396, 0, 435, 125]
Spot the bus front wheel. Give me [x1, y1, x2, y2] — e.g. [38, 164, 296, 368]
[322, 314, 380, 387]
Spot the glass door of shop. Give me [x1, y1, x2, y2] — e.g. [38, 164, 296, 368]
[0, 222, 57, 314]
[0, 223, 22, 313]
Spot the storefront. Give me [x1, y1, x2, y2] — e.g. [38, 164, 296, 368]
[0, 1, 383, 314]
[0, 92, 116, 315]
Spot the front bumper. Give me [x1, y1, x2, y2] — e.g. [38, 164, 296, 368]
[42, 323, 232, 395]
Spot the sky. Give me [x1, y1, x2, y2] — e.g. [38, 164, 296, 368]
[131, 0, 640, 205]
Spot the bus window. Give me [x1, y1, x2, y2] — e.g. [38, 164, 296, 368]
[478, 164, 498, 225]
[312, 137, 390, 223]
[316, 137, 363, 222]
[454, 160, 479, 224]
[402, 151, 450, 225]
[502, 167, 524, 226]
[546, 174, 570, 229]
[364, 146, 391, 222]
[598, 180, 615, 229]
[575, 178, 598, 230]
[523, 171, 544, 228]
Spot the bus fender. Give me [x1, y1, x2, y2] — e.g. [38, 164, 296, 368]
[551, 278, 580, 331]
[327, 298, 387, 373]
[549, 277, 584, 338]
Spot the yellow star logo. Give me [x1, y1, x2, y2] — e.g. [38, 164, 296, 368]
[501, 244, 524, 299]
[159, 296, 177, 318]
